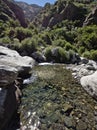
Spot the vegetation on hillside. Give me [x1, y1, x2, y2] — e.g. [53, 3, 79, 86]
[0, 0, 97, 62]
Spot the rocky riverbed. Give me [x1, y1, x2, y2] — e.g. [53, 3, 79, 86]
[20, 64, 97, 130]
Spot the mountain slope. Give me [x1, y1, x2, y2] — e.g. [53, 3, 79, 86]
[16, 2, 42, 21]
[32, 0, 97, 28]
[0, 0, 27, 27]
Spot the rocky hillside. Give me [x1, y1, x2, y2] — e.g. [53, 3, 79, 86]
[33, 0, 97, 28]
[16, 2, 42, 21]
[0, 0, 27, 27]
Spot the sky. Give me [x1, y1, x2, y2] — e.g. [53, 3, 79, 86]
[15, 0, 57, 6]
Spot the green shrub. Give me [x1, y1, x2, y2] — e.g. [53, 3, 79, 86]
[44, 46, 53, 61]
[76, 25, 97, 50]
[21, 38, 37, 55]
[44, 46, 69, 63]
[15, 27, 32, 42]
[90, 50, 97, 61]
[82, 51, 90, 59]
[1, 36, 11, 44]
[65, 42, 73, 51]
[79, 46, 85, 55]
[52, 39, 67, 47]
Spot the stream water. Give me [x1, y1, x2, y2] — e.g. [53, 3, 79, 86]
[19, 64, 97, 130]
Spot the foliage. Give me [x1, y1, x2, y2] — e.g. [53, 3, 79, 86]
[15, 27, 32, 42]
[44, 46, 69, 63]
[90, 50, 97, 61]
[82, 51, 90, 59]
[76, 25, 97, 50]
[52, 39, 67, 47]
[65, 42, 73, 51]
[20, 38, 37, 55]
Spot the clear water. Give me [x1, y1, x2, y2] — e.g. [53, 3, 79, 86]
[20, 64, 97, 130]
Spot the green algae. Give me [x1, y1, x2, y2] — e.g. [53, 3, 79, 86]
[20, 64, 97, 130]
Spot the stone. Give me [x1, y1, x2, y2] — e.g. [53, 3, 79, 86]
[0, 46, 35, 129]
[0, 65, 18, 87]
[80, 57, 89, 64]
[31, 52, 46, 63]
[76, 120, 87, 130]
[61, 103, 73, 115]
[64, 116, 75, 128]
[0, 46, 35, 79]
[0, 85, 18, 130]
[80, 71, 97, 99]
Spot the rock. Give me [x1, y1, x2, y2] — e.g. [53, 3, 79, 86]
[0, 85, 18, 130]
[4, 0, 27, 27]
[42, 2, 84, 28]
[0, 46, 35, 79]
[64, 116, 75, 128]
[0, 46, 35, 129]
[31, 52, 46, 63]
[80, 71, 97, 99]
[61, 103, 73, 115]
[83, 6, 97, 26]
[0, 65, 18, 87]
[80, 57, 89, 64]
[76, 120, 87, 130]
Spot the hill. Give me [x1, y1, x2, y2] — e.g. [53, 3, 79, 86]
[32, 0, 97, 28]
[1, 0, 97, 63]
[16, 1, 42, 21]
[0, 0, 27, 27]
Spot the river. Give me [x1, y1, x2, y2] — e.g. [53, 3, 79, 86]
[19, 64, 97, 130]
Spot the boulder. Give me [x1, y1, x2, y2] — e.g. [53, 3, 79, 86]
[0, 65, 18, 87]
[0, 85, 18, 130]
[31, 52, 46, 63]
[0, 46, 35, 129]
[80, 71, 97, 99]
[0, 46, 35, 79]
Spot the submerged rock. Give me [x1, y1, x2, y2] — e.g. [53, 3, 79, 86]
[20, 65, 97, 130]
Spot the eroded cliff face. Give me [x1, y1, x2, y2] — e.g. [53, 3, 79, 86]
[33, 2, 87, 28]
[83, 6, 97, 26]
[0, 0, 27, 27]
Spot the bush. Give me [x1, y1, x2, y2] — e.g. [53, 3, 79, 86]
[44, 46, 53, 61]
[20, 38, 37, 55]
[65, 42, 73, 51]
[79, 46, 85, 55]
[52, 39, 67, 47]
[76, 25, 97, 50]
[44, 46, 69, 63]
[15, 27, 32, 42]
[90, 50, 97, 61]
[82, 51, 90, 59]
[1, 36, 11, 44]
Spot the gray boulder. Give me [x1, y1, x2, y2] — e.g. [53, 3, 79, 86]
[80, 71, 97, 99]
[0, 46, 35, 129]
[0, 46, 35, 79]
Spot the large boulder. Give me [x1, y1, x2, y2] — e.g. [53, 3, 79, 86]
[0, 46, 35, 129]
[0, 85, 18, 130]
[0, 46, 35, 79]
[80, 71, 97, 99]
